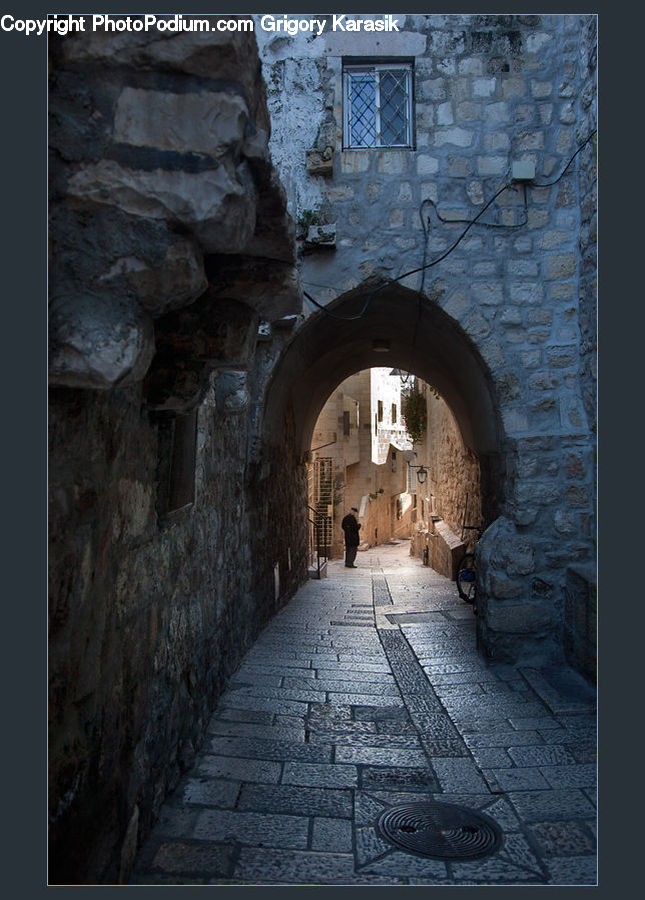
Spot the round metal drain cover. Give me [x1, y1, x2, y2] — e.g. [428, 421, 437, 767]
[377, 801, 504, 861]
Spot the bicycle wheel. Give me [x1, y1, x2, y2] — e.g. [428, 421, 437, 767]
[457, 553, 477, 603]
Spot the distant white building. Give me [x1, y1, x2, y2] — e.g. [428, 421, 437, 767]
[308, 367, 413, 560]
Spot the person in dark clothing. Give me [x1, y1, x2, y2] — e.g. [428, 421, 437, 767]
[341, 507, 361, 568]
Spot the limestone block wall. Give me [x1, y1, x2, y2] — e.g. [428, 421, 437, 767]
[422, 390, 482, 537]
[48, 22, 305, 883]
[258, 14, 597, 667]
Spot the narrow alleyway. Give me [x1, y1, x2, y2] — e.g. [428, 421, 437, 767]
[131, 541, 596, 886]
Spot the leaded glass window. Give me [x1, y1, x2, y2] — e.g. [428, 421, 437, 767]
[343, 63, 413, 149]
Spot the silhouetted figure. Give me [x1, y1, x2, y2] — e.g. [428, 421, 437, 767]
[341, 507, 361, 568]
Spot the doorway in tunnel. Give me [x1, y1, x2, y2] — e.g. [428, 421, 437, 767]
[307, 365, 484, 581]
[261, 279, 506, 593]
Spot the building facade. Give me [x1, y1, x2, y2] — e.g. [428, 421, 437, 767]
[258, 13, 597, 671]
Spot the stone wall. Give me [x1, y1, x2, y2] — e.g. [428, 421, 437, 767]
[48, 22, 305, 883]
[258, 14, 597, 667]
[564, 15, 597, 679]
[423, 390, 482, 537]
[409, 386, 481, 578]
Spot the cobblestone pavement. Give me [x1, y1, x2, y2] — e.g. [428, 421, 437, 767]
[131, 540, 597, 886]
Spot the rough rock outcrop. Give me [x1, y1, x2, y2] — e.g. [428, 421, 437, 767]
[48, 20, 305, 885]
[476, 517, 553, 662]
[49, 21, 299, 393]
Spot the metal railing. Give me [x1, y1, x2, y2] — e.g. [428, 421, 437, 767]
[307, 504, 329, 577]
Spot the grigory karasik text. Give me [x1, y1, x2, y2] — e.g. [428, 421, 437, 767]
[1, 13, 402, 37]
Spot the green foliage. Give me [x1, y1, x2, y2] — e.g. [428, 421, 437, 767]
[298, 209, 319, 229]
[401, 389, 427, 445]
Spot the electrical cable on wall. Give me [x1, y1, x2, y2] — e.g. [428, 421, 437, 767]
[302, 129, 597, 323]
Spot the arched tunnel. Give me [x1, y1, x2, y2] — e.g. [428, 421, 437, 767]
[262, 280, 507, 528]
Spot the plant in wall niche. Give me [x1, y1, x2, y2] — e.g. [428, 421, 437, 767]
[297, 208, 319, 237]
[401, 389, 427, 445]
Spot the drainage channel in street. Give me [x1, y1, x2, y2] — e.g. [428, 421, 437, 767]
[371, 567, 505, 863]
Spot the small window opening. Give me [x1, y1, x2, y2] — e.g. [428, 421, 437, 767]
[157, 409, 197, 517]
[343, 60, 414, 149]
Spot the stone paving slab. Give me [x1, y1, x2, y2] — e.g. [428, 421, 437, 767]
[231, 848, 357, 883]
[506, 788, 597, 822]
[206, 734, 332, 763]
[237, 783, 354, 818]
[312, 817, 353, 852]
[181, 778, 240, 808]
[483, 766, 551, 792]
[193, 808, 309, 848]
[359, 765, 439, 792]
[207, 720, 305, 742]
[310, 732, 421, 749]
[430, 756, 490, 793]
[282, 760, 359, 788]
[132, 541, 597, 887]
[283, 675, 399, 694]
[527, 820, 596, 856]
[507, 744, 577, 766]
[196, 755, 282, 784]
[543, 856, 597, 885]
[335, 745, 428, 767]
[144, 840, 235, 877]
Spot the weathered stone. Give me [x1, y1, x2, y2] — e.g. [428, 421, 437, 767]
[495, 373, 521, 402]
[417, 155, 440, 175]
[306, 147, 334, 175]
[144, 294, 257, 412]
[61, 27, 268, 124]
[488, 604, 552, 633]
[480, 517, 536, 580]
[108, 238, 207, 318]
[490, 574, 522, 599]
[478, 156, 506, 175]
[66, 159, 258, 255]
[49, 292, 155, 389]
[546, 254, 576, 280]
[207, 257, 301, 320]
[114, 88, 249, 157]
[435, 127, 473, 147]
[305, 224, 337, 248]
[215, 370, 250, 415]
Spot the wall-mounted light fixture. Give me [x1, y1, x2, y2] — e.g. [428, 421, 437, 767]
[389, 368, 412, 384]
[410, 464, 427, 484]
[403, 449, 428, 484]
[372, 339, 390, 353]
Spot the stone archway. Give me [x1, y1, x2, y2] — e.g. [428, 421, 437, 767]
[263, 279, 507, 528]
[261, 279, 512, 658]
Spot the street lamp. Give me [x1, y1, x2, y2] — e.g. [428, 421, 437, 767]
[406, 463, 427, 484]
[403, 450, 428, 484]
[389, 368, 412, 385]
[414, 465, 428, 484]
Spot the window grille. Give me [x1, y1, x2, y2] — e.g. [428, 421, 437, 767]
[343, 63, 413, 149]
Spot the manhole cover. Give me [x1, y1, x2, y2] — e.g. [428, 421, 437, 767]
[377, 801, 504, 861]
